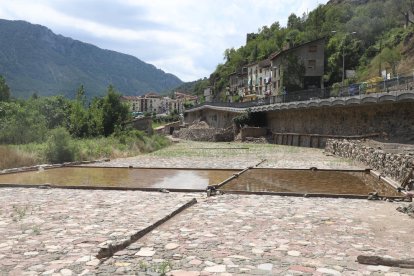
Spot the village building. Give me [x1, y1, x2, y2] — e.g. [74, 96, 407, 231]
[270, 37, 325, 95]
[174, 91, 199, 106]
[257, 59, 272, 97]
[245, 62, 259, 101]
[228, 68, 248, 102]
[204, 87, 213, 102]
[121, 96, 141, 113]
[222, 38, 326, 103]
[120, 92, 166, 115]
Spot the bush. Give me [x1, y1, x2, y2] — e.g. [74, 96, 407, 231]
[0, 145, 40, 169]
[233, 110, 252, 128]
[45, 128, 77, 163]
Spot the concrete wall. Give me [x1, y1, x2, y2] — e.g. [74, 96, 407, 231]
[326, 139, 414, 183]
[266, 102, 414, 139]
[184, 109, 239, 129]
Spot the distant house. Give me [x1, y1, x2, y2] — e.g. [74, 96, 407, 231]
[228, 72, 238, 102]
[246, 62, 259, 101]
[174, 91, 199, 106]
[121, 96, 141, 112]
[270, 37, 325, 95]
[228, 67, 248, 102]
[204, 87, 213, 102]
[121, 92, 164, 115]
[258, 59, 272, 97]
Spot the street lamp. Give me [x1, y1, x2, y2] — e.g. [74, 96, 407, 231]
[331, 31, 357, 87]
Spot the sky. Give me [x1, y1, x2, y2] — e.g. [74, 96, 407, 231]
[0, 0, 329, 82]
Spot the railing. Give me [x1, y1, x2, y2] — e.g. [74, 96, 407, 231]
[188, 73, 414, 111]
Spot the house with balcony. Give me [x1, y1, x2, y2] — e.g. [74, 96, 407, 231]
[122, 92, 167, 115]
[121, 96, 141, 112]
[270, 37, 325, 95]
[245, 62, 259, 101]
[227, 67, 248, 102]
[257, 59, 272, 97]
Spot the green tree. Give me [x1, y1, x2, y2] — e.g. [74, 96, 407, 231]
[69, 85, 88, 137]
[102, 85, 130, 136]
[287, 13, 303, 31]
[0, 101, 48, 144]
[0, 75, 10, 101]
[380, 47, 401, 75]
[87, 97, 104, 136]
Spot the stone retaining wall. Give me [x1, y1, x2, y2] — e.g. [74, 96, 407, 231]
[240, 127, 267, 141]
[326, 139, 414, 183]
[178, 128, 234, 142]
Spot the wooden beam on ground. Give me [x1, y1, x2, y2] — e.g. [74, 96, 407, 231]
[357, 255, 414, 268]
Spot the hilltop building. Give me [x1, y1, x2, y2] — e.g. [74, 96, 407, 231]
[222, 37, 325, 102]
[270, 37, 325, 95]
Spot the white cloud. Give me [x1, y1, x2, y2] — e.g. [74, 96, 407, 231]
[0, 0, 328, 82]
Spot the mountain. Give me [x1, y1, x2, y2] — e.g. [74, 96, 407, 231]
[0, 19, 183, 99]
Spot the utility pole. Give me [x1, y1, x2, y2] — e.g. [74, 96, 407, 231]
[342, 45, 345, 87]
[378, 39, 382, 77]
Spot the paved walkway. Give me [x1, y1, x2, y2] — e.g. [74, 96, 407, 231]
[1, 141, 413, 276]
[0, 188, 200, 275]
[95, 195, 414, 275]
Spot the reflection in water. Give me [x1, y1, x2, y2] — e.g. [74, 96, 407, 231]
[0, 167, 238, 190]
[221, 169, 400, 196]
[0, 167, 400, 196]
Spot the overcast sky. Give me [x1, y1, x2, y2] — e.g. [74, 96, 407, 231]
[0, 0, 328, 82]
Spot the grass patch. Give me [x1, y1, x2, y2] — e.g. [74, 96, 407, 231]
[152, 121, 165, 129]
[0, 130, 171, 169]
[0, 145, 42, 169]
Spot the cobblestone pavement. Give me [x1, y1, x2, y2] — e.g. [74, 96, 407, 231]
[0, 188, 200, 275]
[101, 141, 363, 170]
[2, 141, 411, 276]
[96, 195, 414, 276]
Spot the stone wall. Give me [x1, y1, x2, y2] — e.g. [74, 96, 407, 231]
[326, 139, 414, 183]
[184, 109, 240, 129]
[266, 102, 414, 139]
[240, 127, 267, 141]
[155, 121, 181, 135]
[128, 117, 153, 134]
[178, 128, 234, 142]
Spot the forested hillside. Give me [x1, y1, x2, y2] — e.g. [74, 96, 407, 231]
[185, 0, 414, 99]
[0, 20, 183, 99]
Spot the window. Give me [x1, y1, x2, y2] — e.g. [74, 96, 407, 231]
[308, 60, 316, 69]
[309, 45, 317, 52]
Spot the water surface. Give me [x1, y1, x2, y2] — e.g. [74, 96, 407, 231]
[0, 167, 238, 190]
[221, 169, 400, 196]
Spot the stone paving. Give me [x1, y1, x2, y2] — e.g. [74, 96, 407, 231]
[0, 188, 200, 275]
[96, 195, 414, 276]
[101, 141, 363, 170]
[2, 141, 413, 276]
